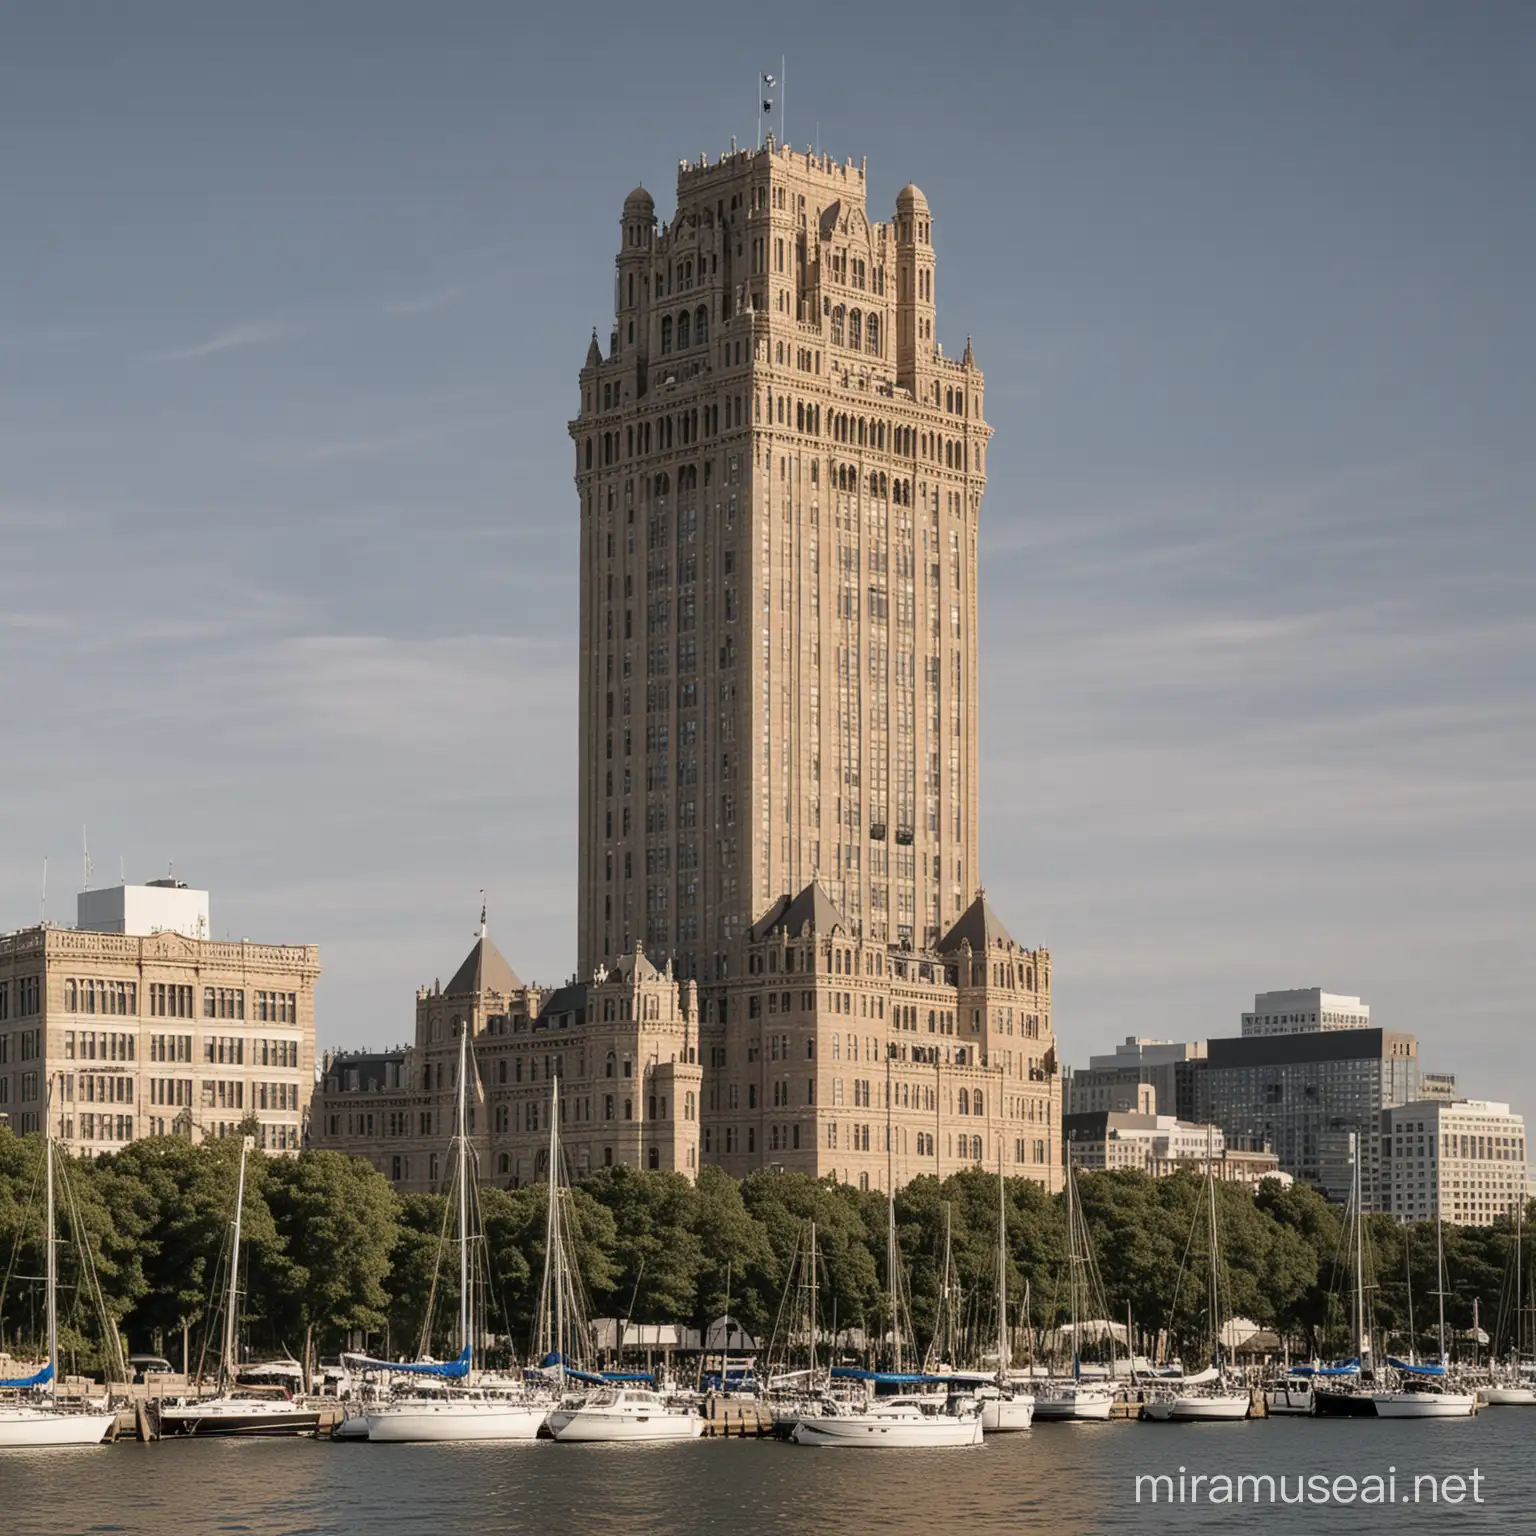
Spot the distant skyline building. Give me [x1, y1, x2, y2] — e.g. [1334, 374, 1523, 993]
[1063, 1108, 1283, 1190]
[1066, 1036, 1207, 1121]
[1381, 1099, 1527, 1226]
[1203, 1026, 1419, 1209]
[1241, 988, 1370, 1037]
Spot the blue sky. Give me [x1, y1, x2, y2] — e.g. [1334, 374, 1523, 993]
[3, 3, 1532, 1110]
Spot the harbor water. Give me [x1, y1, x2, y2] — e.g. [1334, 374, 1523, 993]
[1, 1413, 1527, 1534]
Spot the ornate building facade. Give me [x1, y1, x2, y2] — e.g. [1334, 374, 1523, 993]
[316, 140, 1061, 1195]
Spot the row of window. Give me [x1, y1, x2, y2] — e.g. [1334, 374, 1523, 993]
[0, 978, 41, 1019]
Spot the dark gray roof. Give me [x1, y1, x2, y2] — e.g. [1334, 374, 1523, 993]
[444, 933, 522, 997]
[752, 880, 850, 941]
[537, 982, 587, 1023]
[938, 893, 1017, 955]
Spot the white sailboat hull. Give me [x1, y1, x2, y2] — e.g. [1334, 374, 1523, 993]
[792, 1411, 983, 1447]
[1479, 1385, 1536, 1405]
[1167, 1392, 1251, 1421]
[980, 1396, 1035, 1432]
[1371, 1391, 1476, 1418]
[1031, 1384, 1115, 1421]
[0, 1407, 115, 1447]
[546, 1405, 703, 1442]
[365, 1400, 548, 1441]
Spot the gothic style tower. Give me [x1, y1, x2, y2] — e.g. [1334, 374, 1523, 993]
[571, 143, 990, 983]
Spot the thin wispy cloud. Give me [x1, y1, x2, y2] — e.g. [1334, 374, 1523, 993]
[152, 320, 279, 362]
[382, 285, 462, 316]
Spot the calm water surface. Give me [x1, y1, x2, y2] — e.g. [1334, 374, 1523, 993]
[1, 1415, 1528, 1535]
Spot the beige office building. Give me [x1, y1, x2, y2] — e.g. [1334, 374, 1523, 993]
[0, 880, 318, 1154]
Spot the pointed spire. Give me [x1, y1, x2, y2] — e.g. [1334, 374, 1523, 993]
[586, 329, 602, 368]
[962, 335, 975, 367]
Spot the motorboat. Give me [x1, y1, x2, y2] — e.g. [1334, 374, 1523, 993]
[1264, 1373, 1315, 1416]
[1478, 1381, 1536, 1406]
[546, 1387, 703, 1442]
[791, 1393, 984, 1448]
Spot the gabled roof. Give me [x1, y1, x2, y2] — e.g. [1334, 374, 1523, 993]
[752, 880, 850, 941]
[937, 892, 1017, 955]
[604, 944, 665, 984]
[444, 932, 522, 997]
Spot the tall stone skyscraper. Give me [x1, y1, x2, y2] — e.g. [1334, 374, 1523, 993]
[572, 142, 988, 982]
[316, 140, 1060, 1197]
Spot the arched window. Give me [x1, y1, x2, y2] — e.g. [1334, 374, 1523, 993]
[624, 1098, 633, 1120]
[605, 1050, 616, 1078]
[775, 340, 784, 363]
[867, 313, 880, 355]
[678, 310, 690, 349]
[660, 316, 673, 354]
[695, 304, 709, 344]
[647, 1147, 660, 1169]
[498, 1152, 509, 1175]
[959, 1087, 970, 1114]
[64, 980, 77, 1011]
[849, 310, 862, 350]
[831, 306, 844, 346]
[973, 1090, 984, 1117]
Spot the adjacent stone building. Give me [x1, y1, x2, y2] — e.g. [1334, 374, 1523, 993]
[0, 880, 318, 1154]
[313, 923, 701, 1192]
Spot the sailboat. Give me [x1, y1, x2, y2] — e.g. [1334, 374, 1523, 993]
[791, 1065, 983, 1448]
[1371, 1208, 1475, 1418]
[976, 1160, 1034, 1432]
[762, 1222, 829, 1436]
[1033, 1152, 1114, 1421]
[162, 1134, 321, 1436]
[1141, 1131, 1249, 1422]
[541, 1076, 702, 1443]
[0, 1114, 117, 1448]
[1311, 1134, 1377, 1417]
[365, 1025, 547, 1441]
[1482, 1198, 1536, 1405]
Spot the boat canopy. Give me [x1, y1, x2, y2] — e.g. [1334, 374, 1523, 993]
[1290, 1359, 1360, 1377]
[0, 1361, 53, 1389]
[343, 1346, 471, 1379]
[1385, 1357, 1447, 1377]
[830, 1367, 951, 1386]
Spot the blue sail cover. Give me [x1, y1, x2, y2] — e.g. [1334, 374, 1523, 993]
[829, 1367, 953, 1386]
[1385, 1357, 1447, 1377]
[0, 1361, 53, 1389]
[346, 1346, 471, 1379]
[1291, 1359, 1360, 1377]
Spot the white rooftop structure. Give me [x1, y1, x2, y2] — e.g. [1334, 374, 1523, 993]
[77, 878, 209, 940]
[1242, 988, 1369, 1037]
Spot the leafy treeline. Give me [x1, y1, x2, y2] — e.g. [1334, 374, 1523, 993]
[0, 1126, 1525, 1373]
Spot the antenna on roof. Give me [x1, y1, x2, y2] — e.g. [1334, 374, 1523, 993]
[82, 825, 92, 892]
[40, 857, 47, 925]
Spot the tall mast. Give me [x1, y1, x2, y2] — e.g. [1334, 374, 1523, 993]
[1436, 1204, 1448, 1367]
[996, 1150, 1008, 1381]
[549, 1074, 565, 1386]
[807, 1221, 818, 1377]
[885, 1057, 899, 1371]
[457, 1022, 470, 1366]
[1352, 1133, 1367, 1369]
[223, 1134, 251, 1389]
[1404, 1227, 1416, 1363]
[44, 1112, 58, 1403]
[1065, 1144, 1079, 1380]
[1206, 1125, 1220, 1375]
